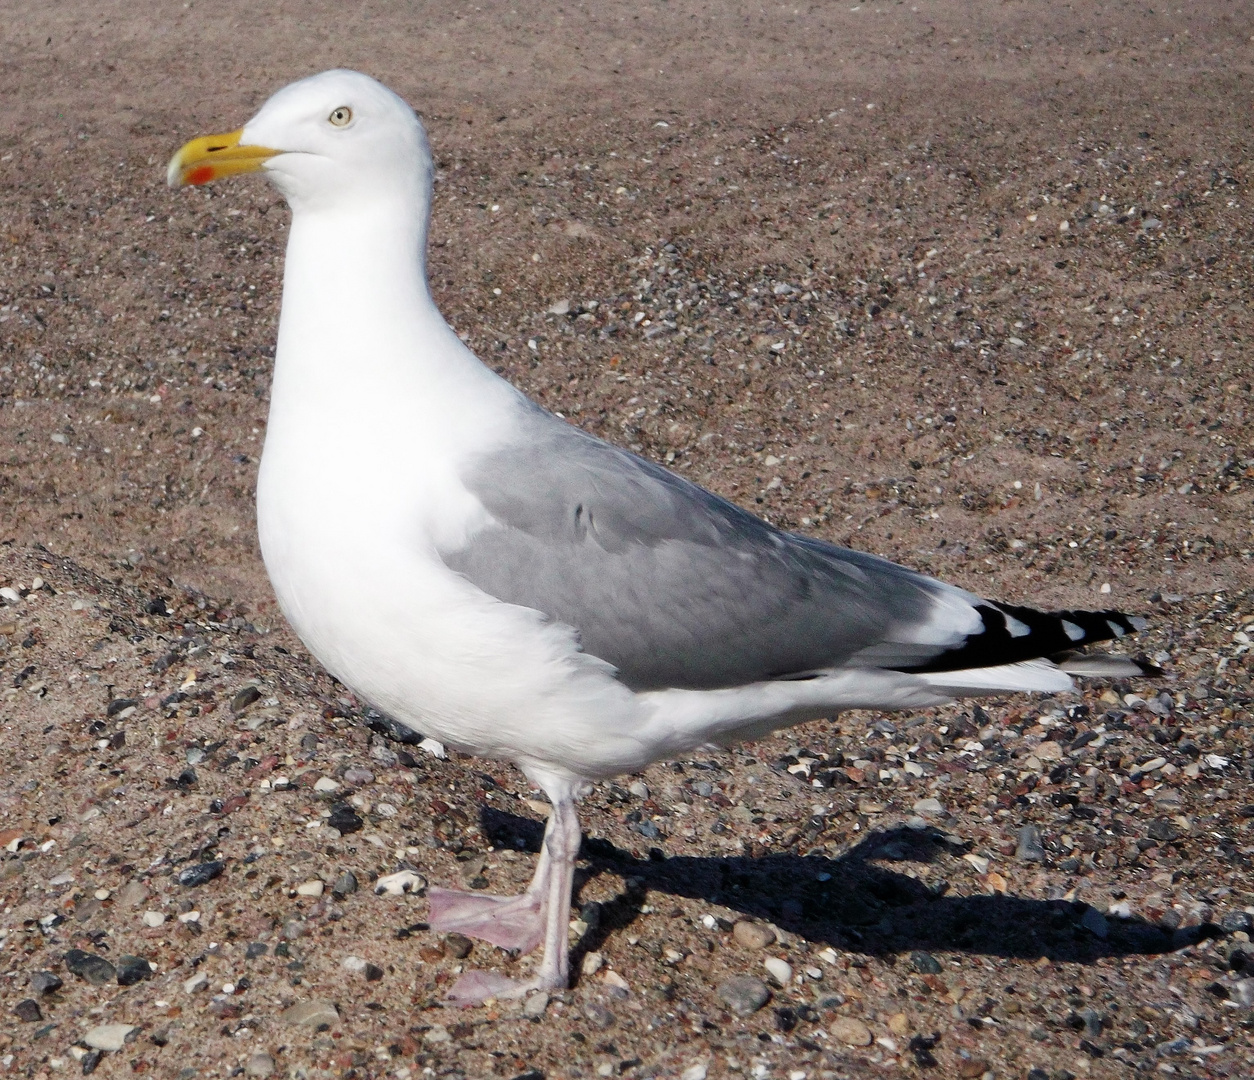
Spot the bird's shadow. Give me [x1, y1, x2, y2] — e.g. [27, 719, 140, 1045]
[478, 806, 1196, 966]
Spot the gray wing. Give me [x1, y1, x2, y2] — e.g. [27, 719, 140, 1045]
[439, 401, 955, 692]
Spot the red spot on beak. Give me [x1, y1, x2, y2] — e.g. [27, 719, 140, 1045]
[186, 165, 215, 186]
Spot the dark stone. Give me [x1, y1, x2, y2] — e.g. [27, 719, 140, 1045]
[364, 963, 384, 982]
[443, 933, 473, 959]
[716, 975, 771, 1015]
[177, 861, 224, 887]
[106, 698, 138, 717]
[1220, 910, 1254, 935]
[245, 942, 268, 959]
[115, 955, 152, 986]
[14, 998, 42, 1022]
[364, 708, 425, 745]
[1146, 819, 1180, 843]
[230, 686, 262, 714]
[910, 951, 943, 975]
[63, 949, 116, 986]
[327, 803, 363, 835]
[583, 1002, 615, 1029]
[29, 971, 62, 995]
[1016, 825, 1046, 863]
[331, 871, 358, 898]
[81, 1049, 103, 1074]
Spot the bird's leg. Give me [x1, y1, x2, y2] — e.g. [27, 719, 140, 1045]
[427, 833, 552, 954]
[445, 799, 581, 1005]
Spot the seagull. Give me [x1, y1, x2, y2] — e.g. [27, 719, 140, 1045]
[168, 69, 1155, 1005]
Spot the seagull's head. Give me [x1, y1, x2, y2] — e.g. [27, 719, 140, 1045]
[167, 69, 432, 213]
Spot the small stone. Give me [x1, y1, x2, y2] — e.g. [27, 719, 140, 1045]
[327, 803, 364, 834]
[343, 766, 375, 786]
[331, 871, 358, 898]
[115, 881, 148, 909]
[63, 949, 116, 986]
[583, 1002, 615, 1029]
[373, 869, 426, 896]
[115, 955, 153, 986]
[364, 962, 384, 981]
[628, 780, 650, 799]
[887, 1012, 910, 1036]
[957, 1059, 989, 1079]
[763, 957, 793, 985]
[444, 932, 472, 959]
[75, 897, 104, 922]
[732, 920, 775, 949]
[681, 1065, 708, 1080]
[910, 951, 943, 975]
[717, 975, 771, 1015]
[313, 777, 340, 794]
[245, 943, 268, 959]
[581, 951, 604, 976]
[177, 861, 224, 887]
[1145, 818, 1180, 843]
[83, 1023, 137, 1052]
[29, 971, 62, 995]
[912, 797, 945, 816]
[961, 852, 990, 874]
[280, 999, 339, 1028]
[423, 1024, 452, 1044]
[282, 919, 308, 940]
[829, 1016, 873, 1046]
[343, 956, 369, 974]
[184, 973, 209, 994]
[231, 686, 262, 714]
[1016, 824, 1046, 863]
[1229, 979, 1254, 1007]
[295, 879, 324, 897]
[81, 1050, 103, 1075]
[142, 910, 166, 928]
[1079, 906, 1109, 940]
[1220, 911, 1254, 935]
[14, 998, 42, 1022]
[522, 991, 550, 1018]
[245, 1051, 276, 1078]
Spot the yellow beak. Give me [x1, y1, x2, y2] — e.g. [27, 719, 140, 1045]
[166, 129, 279, 189]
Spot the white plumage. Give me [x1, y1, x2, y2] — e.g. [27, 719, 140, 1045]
[168, 69, 1152, 1004]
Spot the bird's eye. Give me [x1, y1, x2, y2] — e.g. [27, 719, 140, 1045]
[328, 106, 353, 127]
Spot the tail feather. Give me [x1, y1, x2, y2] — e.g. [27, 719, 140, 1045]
[896, 602, 1153, 677]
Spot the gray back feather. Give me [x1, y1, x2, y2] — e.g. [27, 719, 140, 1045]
[441, 402, 948, 691]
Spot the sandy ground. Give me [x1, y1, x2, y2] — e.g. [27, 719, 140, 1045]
[1, 2, 1252, 1078]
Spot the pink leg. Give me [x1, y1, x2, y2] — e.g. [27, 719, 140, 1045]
[446, 800, 581, 1006]
[427, 841, 551, 953]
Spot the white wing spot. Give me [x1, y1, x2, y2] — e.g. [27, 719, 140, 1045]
[1106, 619, 1126, 638]
[1004, 614, 1032, 638]
[1061, 620, 1086, 642]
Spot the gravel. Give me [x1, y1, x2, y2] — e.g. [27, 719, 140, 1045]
[716, 975, 771, 1015]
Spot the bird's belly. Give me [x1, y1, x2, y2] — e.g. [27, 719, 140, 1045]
[255, 484, 647, 776]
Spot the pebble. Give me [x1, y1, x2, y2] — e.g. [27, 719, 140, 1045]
[231, 686, 262, 714]
[115, 955, 153, 986]
[1016, 824, 1046, 863]
[732, 920, 775, 949]
[14, 998, 42, 1022]
[1230, 979, 1254, 1007]
[1221, 911, 1254, 935]
[184, 973, 209, 994]
[279, 1000, 339, 1028]
[583, 1002, 615, 1029]
[177, 861, 224, 887]
[680, 1065, 708, 1080]
[83, 1024, 137, 1052]
[522, 991, 550, 1018]
[115, 881, 148, 909]
[80, 1050, 103, 1075]
[327, 803, 364, 834]
[343, 766, 375, 786]
[295, 879, 325, 897]
[957, 1059, 990, 1078]
[628, 780, 650, 799]
[282, 919, 308, 940]
[424, 1025, 452, 1044]
[29, 971, 62, 995]
[829, 1016, 873, 1046]
[1079, 907, 1109, 940]
[341, 956, 368, 974]
[910, 951, 943, 975]
[373, 869, 426, 896]
[246, 942, 268, 959]
[763, 957, 793, 985]
[444, 932, 472, 959]
[912, 797, 945, 816]
[887, 1012, 910, 1035]
[142, 910, 166, 927]
[331, 871, 359, 898]
[717, 975, 771, 1015]
[63, 949, 117, 986]
[582, 952, 604, 976]
[245, 1051, 276, 1078]
[961, 853, 990, 874]
[313, 777, 340, 794]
